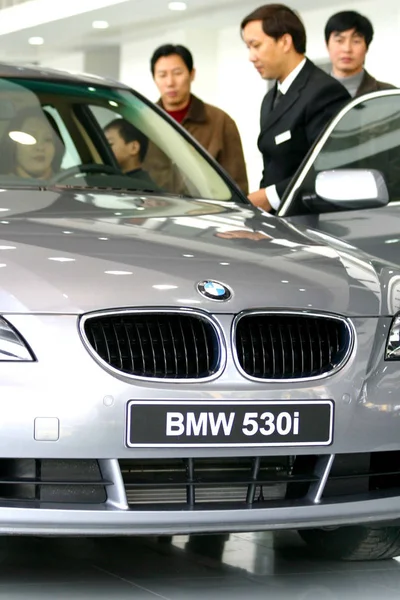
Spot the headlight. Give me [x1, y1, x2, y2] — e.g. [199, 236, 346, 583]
[386, 314, 400, 360]
[0, 317, 34, 361]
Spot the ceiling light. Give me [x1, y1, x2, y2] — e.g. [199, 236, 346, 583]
[28, 36, 44, 46]
[168, 1, 187, 10]
[0, 246, 16, 250]
[92, 20, 109, 29]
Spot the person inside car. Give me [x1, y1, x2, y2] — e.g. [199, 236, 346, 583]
[104, 118, 157, 190]
[0, 107, 64, 180]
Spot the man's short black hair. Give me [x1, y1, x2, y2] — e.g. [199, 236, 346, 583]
[150, 44, 194, 76]
[241, 4, 307, 55]
[104, 118, 149, 162]
[325, 11, 374, 47]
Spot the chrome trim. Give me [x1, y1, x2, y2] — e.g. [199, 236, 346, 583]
[308, 454, 335, 504]
[387, 277, 400, 315]
[278, 89, 400, 217]
[79, 307, 227, 383]
[231, 309, 356, 383]
[98, 459, 129, 510]
[0, 316, 35, 361]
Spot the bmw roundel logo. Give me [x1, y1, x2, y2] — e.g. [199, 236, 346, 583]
[197, 280, 232, 301]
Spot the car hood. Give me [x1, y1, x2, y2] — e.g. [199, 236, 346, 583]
[0, 189, 393, 316]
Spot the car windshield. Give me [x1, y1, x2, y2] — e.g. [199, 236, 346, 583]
[0, 75, 238, 202]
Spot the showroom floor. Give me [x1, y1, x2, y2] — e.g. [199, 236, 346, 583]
[0, 531, 399, 599]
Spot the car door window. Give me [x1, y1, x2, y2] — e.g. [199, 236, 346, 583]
[283, 92, 400, 216]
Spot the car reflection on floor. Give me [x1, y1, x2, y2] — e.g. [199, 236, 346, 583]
[0, 531, 399, 598]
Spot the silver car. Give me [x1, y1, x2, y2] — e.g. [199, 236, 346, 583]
[1, 64, 400, 562]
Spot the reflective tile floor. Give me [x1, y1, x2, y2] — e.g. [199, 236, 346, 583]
[0, 531, 399, 599]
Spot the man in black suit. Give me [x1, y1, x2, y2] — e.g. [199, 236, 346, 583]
[241, 4, 351, 212]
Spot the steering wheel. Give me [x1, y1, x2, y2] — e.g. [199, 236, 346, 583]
[50, 163, 123, 184]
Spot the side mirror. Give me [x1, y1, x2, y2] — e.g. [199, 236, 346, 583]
[315, 169, 389, 210]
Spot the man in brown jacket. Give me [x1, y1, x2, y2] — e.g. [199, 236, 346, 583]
[150, 44, 248, 194]
[325, 11, 396, 97]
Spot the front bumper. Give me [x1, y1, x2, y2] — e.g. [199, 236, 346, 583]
[1, 493, 400, 536]
[0, 313, 399, 535]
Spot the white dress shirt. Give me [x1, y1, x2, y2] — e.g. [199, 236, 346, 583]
[265, 58, 307, 210]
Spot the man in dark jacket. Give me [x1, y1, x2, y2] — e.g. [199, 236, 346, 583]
[241, 4, 350, 212]
[325, 11, 396, 97]
[150, 44, 248, 194]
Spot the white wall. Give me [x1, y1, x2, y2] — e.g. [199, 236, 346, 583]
[39, 51, 84, 73]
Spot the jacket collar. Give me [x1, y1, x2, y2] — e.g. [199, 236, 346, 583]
[261, 58, 314, 132]
[156, 94, 207, 124]
[356, 70, 378, 96]
[278, 57, 307, 94]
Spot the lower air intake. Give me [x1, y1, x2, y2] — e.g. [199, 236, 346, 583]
[0, 459, 109, 505]
[119, 456, 318, 507]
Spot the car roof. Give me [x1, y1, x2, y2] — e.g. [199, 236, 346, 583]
[0, 62, 131, 90]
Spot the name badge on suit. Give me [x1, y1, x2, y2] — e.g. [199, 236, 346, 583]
[275, 130, 292, 145]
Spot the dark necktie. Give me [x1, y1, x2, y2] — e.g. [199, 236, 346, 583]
[273, 88, 284, 110]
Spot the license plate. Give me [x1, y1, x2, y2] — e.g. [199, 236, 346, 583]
[126, 400, 334, 448]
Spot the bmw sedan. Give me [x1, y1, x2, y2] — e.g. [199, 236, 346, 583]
[1, 63, 400, 561]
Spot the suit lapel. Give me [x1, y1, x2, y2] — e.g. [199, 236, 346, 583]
[262, 88, 300, 131]
[260, 59, 314, 134]
[261, 87, 275, 122]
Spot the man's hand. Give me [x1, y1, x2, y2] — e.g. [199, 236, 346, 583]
[248, 189, 271, 212]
